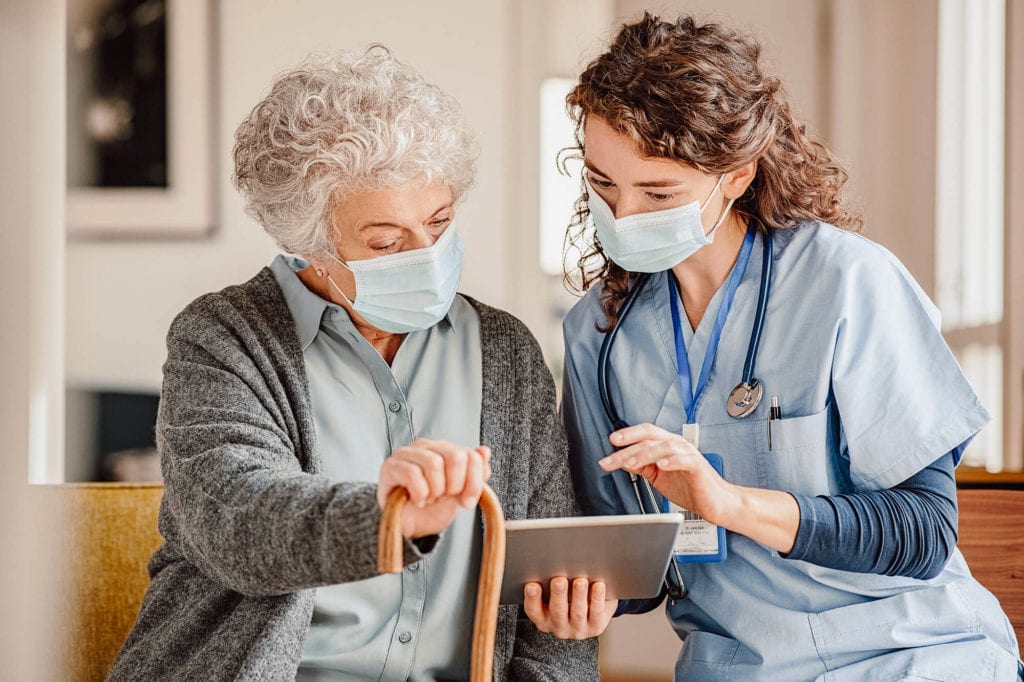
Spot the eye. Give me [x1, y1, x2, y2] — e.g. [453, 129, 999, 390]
[429, 217, 452, 231]
[646, 191, 676, 202]
[370, 241, 399, 253]
[589, 176, 614, 189]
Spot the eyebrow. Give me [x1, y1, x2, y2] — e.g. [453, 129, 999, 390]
[584, 161, 687, 189]
[357, 202, 454, 231]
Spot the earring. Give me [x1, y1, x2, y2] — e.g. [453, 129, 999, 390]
[316, 268, 325, 277]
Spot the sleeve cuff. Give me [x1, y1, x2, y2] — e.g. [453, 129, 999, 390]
[782, 492, 821, 562]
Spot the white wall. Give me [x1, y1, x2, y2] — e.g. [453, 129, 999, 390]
[0, 0, 65, 676]
[829, 0, 939, 294]
[66, 0, 514, 391]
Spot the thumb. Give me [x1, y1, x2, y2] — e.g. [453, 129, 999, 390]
[636, 463, 661, 485]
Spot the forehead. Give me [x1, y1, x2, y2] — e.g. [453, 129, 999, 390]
[583, 116, 698, 182]
[332, 181, 453, 230]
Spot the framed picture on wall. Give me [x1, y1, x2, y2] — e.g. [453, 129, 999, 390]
[66, 0, 215, 239]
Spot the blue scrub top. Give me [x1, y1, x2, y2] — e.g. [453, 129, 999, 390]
[562, 223, 1020, 680]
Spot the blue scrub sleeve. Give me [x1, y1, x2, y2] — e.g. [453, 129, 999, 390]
[785, 451, 958, 579]
[831, 238, 989, 489]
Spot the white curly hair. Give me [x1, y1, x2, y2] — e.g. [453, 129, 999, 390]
[232, 45, 478, 259]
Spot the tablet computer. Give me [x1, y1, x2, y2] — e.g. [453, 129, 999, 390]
[499, 514, 681, 605]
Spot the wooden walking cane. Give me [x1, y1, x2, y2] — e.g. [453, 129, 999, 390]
[378, 484, 506, 681]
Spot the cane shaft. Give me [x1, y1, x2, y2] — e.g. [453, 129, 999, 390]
[376, 484, 506, 682]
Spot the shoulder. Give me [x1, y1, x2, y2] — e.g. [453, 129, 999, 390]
[774, 221, 895, 272]
[775, 222, 939, 326]
[167, 268, 298, 354]
[461, 295, 541, 356]
[562, 282, 607, 356]
[461, 294, 558, 398]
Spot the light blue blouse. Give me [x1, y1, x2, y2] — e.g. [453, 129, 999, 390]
[562, 223, 1020, 680]
[271, 255, 483, 682]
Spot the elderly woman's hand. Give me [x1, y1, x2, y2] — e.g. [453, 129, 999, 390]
[523, 578, 617, 640]
[377, 439, 492, 539]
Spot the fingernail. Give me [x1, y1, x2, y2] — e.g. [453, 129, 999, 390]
[611, 433, 622, 444]
[598, 457, 612, 468]
[526, 584, 540, 597]
[657, 459, 669, 468]
[624, 457, 636, 467]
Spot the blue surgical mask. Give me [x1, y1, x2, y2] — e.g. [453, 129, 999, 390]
[587, 174, 734, 273]
[326, 225, 464, 334]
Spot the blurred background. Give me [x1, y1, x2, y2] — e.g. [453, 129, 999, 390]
[1, 0, 1021, 679]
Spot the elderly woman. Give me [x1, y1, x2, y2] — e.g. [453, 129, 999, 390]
[108, 47, 597, 681]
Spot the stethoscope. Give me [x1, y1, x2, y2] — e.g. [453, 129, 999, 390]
[596, 224, 774, 600]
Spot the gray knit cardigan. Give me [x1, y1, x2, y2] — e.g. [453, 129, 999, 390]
[107, 268, 599, 681]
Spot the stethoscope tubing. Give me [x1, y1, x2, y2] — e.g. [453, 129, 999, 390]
[741, 228, 773, 383]
[597, 272, 651, 431]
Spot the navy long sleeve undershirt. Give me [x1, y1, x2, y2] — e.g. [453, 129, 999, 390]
[785, 452, 959, 580]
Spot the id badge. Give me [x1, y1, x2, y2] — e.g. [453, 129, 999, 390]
[662, 452, 728, 564]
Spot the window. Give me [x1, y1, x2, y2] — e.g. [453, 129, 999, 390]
[935, 0, 1009, 471]
[538, 77, 583, 277]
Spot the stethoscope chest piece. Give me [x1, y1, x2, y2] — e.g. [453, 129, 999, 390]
[727, 379, 762, 418]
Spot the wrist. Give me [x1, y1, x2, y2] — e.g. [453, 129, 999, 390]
[714, 481, 751, 531]
[721, 486, 800, 553]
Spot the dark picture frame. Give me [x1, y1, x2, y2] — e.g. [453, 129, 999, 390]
[66, 0, 215, 239]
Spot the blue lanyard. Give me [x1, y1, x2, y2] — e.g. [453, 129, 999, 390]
[668, 226, 756, 424]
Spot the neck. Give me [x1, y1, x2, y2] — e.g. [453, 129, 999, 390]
[352, 321, 406, 364]
[297, 266, 406, 364]
[670, 213, 748, 330]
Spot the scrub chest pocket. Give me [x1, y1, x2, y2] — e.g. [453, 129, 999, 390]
[696, 404, 845, 497]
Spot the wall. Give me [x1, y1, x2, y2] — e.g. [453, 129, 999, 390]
[508, 0, 617, 362]
[828, 0, 939, 294]
[0, 0, 65, 677]
[65, 0, 514, 391]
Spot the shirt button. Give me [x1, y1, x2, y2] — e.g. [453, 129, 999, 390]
[408, 561, 420, 572]
[388, 401, 402, 413]
[398, 631, 412, 644]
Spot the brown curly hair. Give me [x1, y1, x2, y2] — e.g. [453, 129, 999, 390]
[563, 13, 861, 329]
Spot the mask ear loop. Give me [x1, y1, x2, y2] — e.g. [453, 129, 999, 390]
[701, 174, 736, 239]
[326, 273, 357, 307]
[320, 252, 358, 307]
[705, 197, 737, 239]
[698, 174, 727, 213]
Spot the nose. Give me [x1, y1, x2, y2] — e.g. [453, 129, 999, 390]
[612, 192, 644, 220]
[406, 227, 436, 250]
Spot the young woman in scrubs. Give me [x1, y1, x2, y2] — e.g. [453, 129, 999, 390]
[544, 12, 1021, 680]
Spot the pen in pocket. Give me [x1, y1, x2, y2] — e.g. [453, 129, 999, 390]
[767, 394, 781, 451]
